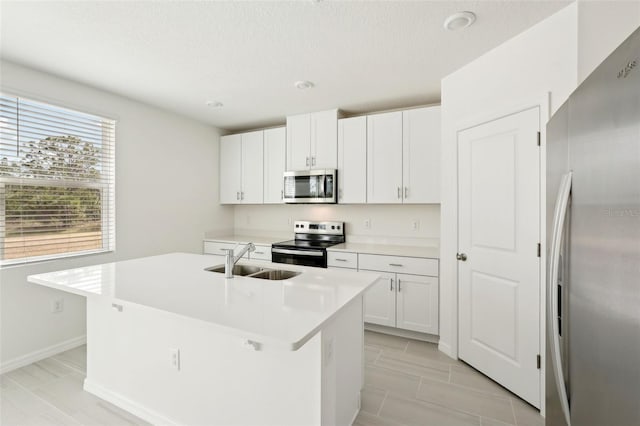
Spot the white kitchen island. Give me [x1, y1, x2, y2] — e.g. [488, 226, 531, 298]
[28, 253, 379, 426]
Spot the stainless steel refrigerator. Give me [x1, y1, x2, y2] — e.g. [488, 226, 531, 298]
[546, 27, 640, 426]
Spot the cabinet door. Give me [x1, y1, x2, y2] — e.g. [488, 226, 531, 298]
[263, 127, 286, 204]
[338, 116, 367, 204]
[286, 113, 311, 171]
[396, 273, 439, 334]
[311, 109, 338, 169]
[219, 134, 242, 204]
[367, 111, 403, 204]
[240, 131, 264, 204]
[402, 106, 441, 203]
[362, 271, 396, 327]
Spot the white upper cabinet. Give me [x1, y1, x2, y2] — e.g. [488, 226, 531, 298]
[366, 106, 441, 204]
[286, 109, 338, 171]
[263, 127, 286, 204]
[240, 130, 264, 204]
[219, 131, 264, 204]
[337, 116, 367, 204]
[219, 134, 242, 204]
[402, 106, 441, 203]
[311, 109, 338, 169]
[367, 111, 403, 204]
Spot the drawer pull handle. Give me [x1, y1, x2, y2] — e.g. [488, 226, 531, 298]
[335, 258, 348, 262]
[389, 263, 403, 267]
[254, 251, 264, 255]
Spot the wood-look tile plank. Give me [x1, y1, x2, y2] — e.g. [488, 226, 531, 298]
[364, 345, 381, 364]
[0, 384, 80, 426]
[511, 396, 543, 426]
[416, 377, 516, 425]
[365, 365, 421, 397]
[375, 350, 450, 383]
[449, 364, 512, 398]
[379, 393, 482, 426]
[364, 331, 409, 352]
[52, 346, 87, 374]
[353, 410, 407, 426]
[360, 386, 387, 415]
[5, 358, 75, 390]
[32, 371, 149, 425]
[405, 340, 461, 365]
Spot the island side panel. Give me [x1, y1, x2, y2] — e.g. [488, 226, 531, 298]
[321, 296, 364, 426]
[85, 297, 322, 426]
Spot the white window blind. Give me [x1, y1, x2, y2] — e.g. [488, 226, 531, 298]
[0, 94, 115, 266]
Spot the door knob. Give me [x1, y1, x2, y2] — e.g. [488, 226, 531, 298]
[456, 253, 468, 261]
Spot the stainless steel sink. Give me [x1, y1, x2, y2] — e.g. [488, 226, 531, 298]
[204, 264, 265, 276]
[249, 269, 301, 281]
[205, 264, 300, 280]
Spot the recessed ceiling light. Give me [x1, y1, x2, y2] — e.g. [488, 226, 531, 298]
[294, 80, 314, 90]
[444, 11, 476, 31]
[206, 100, 224, 108]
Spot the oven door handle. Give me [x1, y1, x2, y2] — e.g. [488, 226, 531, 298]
[272, 248, 324, 257]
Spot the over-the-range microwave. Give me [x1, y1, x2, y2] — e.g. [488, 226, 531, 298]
[283, 169, 337, 204]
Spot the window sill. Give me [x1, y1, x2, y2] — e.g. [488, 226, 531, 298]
[0, 249, 115, 269]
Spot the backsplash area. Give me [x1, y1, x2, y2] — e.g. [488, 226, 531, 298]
[232, 204, 440, 247]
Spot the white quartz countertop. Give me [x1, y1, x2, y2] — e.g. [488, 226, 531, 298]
[204, 235, 286, 245]
[27, 253, 379, 351]
[327, 243, 439, 259]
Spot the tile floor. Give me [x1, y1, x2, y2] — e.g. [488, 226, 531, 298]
[0, 331, 544, 426]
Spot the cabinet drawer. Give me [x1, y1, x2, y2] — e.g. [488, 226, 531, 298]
[327, 251, 358, 269]
[250, 245, 272, 261]
[358, 254, 438, 276]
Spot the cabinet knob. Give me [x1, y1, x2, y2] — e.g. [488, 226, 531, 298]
[456, 253, 468, 261]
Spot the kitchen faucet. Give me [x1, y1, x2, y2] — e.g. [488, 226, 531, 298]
[224, 243, 256, 278]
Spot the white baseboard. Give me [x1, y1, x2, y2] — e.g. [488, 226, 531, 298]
[438, 341, 455, 359]
[84, 378, 178, 426]
[364, 323, 439, 344]
[0, 335, 86, 374]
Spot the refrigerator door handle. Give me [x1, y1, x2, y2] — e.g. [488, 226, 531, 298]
[548, 171, 573, 426]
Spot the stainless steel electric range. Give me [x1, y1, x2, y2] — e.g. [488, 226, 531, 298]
[271, 221, 345, 268]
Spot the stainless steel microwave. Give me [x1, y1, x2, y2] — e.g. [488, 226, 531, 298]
[283, 169, 337, 203]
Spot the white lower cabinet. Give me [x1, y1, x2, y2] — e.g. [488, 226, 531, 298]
[362, 272, 396, 327]
[360, 253, 439, 335]
[396, 273, 439, 334]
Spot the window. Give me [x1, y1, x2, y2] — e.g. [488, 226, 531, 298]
[0, 94, 115, 265]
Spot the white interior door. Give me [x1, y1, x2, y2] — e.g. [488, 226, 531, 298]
[458, 107, 541, 407]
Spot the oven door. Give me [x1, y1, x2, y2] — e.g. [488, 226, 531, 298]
[283, 169, 336, 203]
[271, 247, 327, 268]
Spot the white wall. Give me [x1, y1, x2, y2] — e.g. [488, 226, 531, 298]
[577, 1, 640, 81]
[0, 61, 234, 370]
[233, 204, 440, 247]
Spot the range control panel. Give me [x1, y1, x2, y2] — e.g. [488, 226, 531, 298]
[294, 221, 344, 236]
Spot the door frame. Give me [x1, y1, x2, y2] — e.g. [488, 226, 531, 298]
[445, 93, 550, 415]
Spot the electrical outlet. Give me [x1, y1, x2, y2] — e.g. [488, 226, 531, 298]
[51, 298, 64, 313]
[169, 348, 180, 370]
[364, 219, 371, 230]
[412, 220, 420, 231]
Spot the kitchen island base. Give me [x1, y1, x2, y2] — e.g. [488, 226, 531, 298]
[84, 296, 364, 426]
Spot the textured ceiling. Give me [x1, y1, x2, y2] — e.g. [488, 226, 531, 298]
[0, 1, 571, 131]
